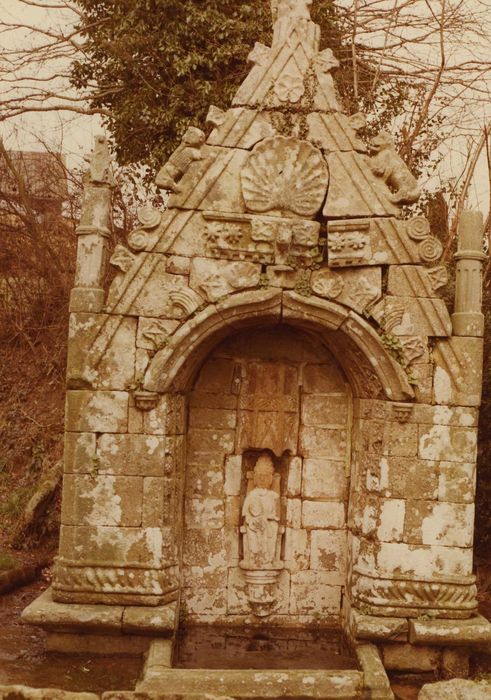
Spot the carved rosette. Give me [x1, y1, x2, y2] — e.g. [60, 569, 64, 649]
[352, 572, 478, 619]
[241, 136, 329, 218]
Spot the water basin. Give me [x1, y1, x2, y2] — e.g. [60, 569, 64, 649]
[175, 625, 358, 670]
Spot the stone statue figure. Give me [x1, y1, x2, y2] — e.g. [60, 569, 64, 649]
[241, 453, 281, 569]
[155, 126, 205, 193]
[272, 0, 312, 21]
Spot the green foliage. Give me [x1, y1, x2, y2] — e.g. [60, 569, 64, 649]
[71, 0, 420, 175]
[0, 549, 17, 570]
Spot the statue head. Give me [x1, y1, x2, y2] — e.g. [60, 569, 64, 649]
[253, 453, 275, 489]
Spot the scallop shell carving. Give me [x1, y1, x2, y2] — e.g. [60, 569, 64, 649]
[241, 136, 329, 218]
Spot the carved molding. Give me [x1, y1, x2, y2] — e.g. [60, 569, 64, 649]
[352, 572, 477, 618]
[53, 559, 178, 600]
[203, 211, 320, 266]
[144, 290, 415, 402]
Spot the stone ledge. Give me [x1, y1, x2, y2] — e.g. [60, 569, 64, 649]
[22, 586, 176, 637]
[350, 608, 409, 642]
[409, 614, 491, 646]
[355, 644, 394, 700]
[136, 668, 364, 698]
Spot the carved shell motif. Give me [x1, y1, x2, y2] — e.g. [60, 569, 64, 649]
[241, 136, 329, 218]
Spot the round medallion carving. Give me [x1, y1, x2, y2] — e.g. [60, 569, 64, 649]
[241, 136, 329, 218]
[419, 235, 443, 263]
[406, 216, 430, 240]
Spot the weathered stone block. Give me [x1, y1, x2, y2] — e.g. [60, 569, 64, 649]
[182, 528, 226, 569]
[302, 459, 347, 499]
[286, 499, 301, 529]
[371, 541, 473, 579]
[61, 474, 143, 527]
[410, 614, 491, 645]
[189, 407, 236, 430]
[65, 391, 129, 433]
[286, 456, 302, 497]
[64, 432, 97, 474]
[302, 501, 345, 529]
[387, 265, 447, 298]
[433, 337, 484, 407]
[143, 477, 165, 527]
[190, 257, 261, 302]
[302, 363, 347, 393]
[373, 295, 452, 337]
[284, 527, 309, 571]
[364, 454, 438, 500]
[194, 357, 237, 393]
[419, 424, 478, 462]
[225, 496, 241, 527]
[412, 404, 479, 427]
[361, 498, 405, 542]
[299, 426, 347, 459]
[383, 422, 419, 457]
[419, 679, 491, 699]
[310, 530, 346, 581]
[167, 145, 249, 213]
[182, 569, 228, 617]
[143, 394, 186, 436]
[185, 498, 225, 530]
[186, 462, 224, 499]
[404, 501, 475, 547]
[224, 455, 242, 496]
[187, 428, 235, 459]
[311, 266, 382, 314]
[439, 461, 476, 503]
[68, 314, 137, 391]
[324, 152, 400, 218]
[136, 317, 178, 351]
[289, 572, 342, 616]
[58, 524, 163, 568]
[97, 434, 165, 476]
[382, 643, 440, 672]
[301, 395, 349, 427]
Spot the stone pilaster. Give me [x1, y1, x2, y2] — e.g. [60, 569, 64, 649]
[452, 210, 487, 337]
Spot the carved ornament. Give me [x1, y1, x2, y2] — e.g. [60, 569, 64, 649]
[85, 134, 114, 187]
[400, 336, 426, 365]
[369, 132, 421, 205]
[392, 402, 414, 423]
[352, 572, 478, 618]
[327, 220, 371, 267]
[419, 236, 443, 264]
[109, 245, 136, 273]
[134, 390, 160, 411]
[203, 212, 320, 266]
[241, 136, 328, 218]
[155, 127, 206, 193]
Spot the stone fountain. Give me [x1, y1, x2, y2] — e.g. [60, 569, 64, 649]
[23, 0, 491, 696]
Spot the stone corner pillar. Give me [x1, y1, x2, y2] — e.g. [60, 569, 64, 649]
[70, 135, 114, 314]
[452, 209, 487, 337]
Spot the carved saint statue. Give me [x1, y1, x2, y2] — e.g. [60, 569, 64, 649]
[241, 453, 281, 569]
[272, 0, 312, 21]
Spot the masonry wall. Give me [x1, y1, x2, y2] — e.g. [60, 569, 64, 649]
[180, 326, 352, 624]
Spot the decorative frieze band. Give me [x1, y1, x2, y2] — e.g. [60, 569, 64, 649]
[352, 571, 477, 619]
[53, 558, 179, 605]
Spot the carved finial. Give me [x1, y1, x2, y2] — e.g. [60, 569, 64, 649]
[85, 134, 114, 187]
[271, 0, 312, 22]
